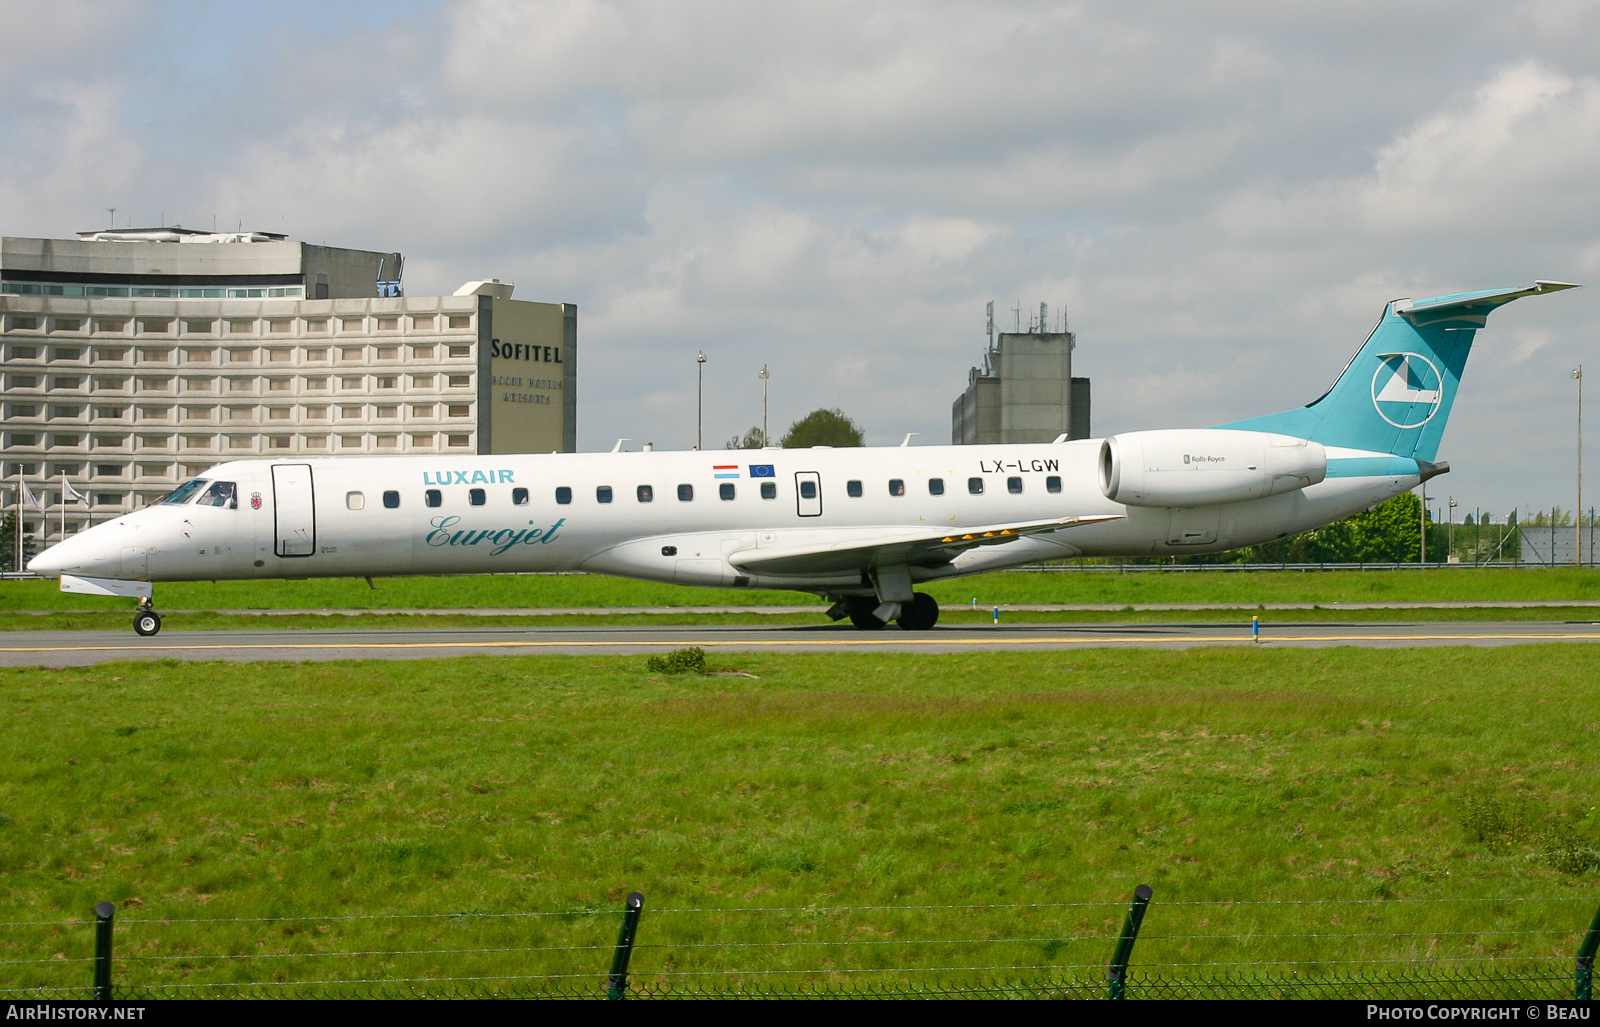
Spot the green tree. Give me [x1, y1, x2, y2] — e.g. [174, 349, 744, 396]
[780, 409, 864, 448]
[0, 511, 39, 573]
[725, 427, 767, 450]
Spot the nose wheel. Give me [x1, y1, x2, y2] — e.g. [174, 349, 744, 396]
[133, 605, 162, 637]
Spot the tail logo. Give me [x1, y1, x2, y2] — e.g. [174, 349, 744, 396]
[1370, 352, 1443, 429]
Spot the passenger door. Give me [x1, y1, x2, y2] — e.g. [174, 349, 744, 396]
[794, 471, 822, 517]
[271, 464, 316, 557]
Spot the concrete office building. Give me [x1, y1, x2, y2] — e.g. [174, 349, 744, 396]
[952, 327, 1090, 445]
[1, 229, 576, 544]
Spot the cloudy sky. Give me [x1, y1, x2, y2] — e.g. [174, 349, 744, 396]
[4, 0, 1598, 517]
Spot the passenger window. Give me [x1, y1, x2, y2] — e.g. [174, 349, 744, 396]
[968, 477, 984, 495]
[799, 480, 817, 500]
[928, 478, 944, 496]
[555, 487, 572, 505]
[512, 487, 529, 505]
[846, 480, 862, 497]
[347, 491, 366, 510]
[425, 489, 441, 507]
[382, 490, 400, 509]
[719, 482, 735, 501]
[637, 484, 653, 503]
[760, 481, 776, 500]
[597, 486, 613, 504]
[889, 479, 905, 496]
[1007, 476, 1023, 494]
[197, 481, 237, 509]
[469, 488, 486, 506]
[1046, 475, 1062, 493]
[677, 483, 694, 502]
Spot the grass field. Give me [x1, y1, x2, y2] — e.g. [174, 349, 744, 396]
[2, 647, 1597, 995]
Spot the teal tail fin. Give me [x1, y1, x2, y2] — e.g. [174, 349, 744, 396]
[1220, 281, 1577, 462]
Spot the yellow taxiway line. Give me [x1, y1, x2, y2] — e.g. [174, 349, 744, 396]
[1, 631, 1600, 655]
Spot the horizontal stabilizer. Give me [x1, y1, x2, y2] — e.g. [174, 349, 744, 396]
[729, 515, 1122, 577]
[1397, 281, 1578, 325]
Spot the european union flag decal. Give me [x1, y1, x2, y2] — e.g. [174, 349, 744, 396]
[749, 464, 775, 478]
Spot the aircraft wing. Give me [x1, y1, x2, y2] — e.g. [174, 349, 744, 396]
[727, 515, 1123, 576]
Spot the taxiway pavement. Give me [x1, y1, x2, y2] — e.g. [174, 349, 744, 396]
[1, 619, 1599, 667]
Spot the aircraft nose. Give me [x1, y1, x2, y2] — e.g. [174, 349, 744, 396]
[28, 547, 65, 577]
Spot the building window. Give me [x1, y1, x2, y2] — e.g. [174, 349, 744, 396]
[227, 407, 251, 421]
[182, 406, 214, 420]
[968, 477, 984, 495]
[376, 376, 397, 389]
[383, 490, 400, 508]
[95, 464, 124, 476]
[184, 436, 211, 449]
[7, 404, 37, 417]
[448, 345, 471, 358]
[719, 482, 735, 501]
[268, 321, 292, 334]
[95, 348, 126, 361]
[448, 316, 471, 330]
[262, 436, 286, 450]
[1007, 476, 1023, 494]
[411, 315, 435, 330]
[347, 492, 365, 510]
[340, 376, 362, 390]
[760, 481, 776, 500]
[637, 484, 653, 503]
[140, 435, 170, 448]
[411, 345, 435, 359]
[470, 488, 486, 506]
[99, 407, 129, 419]
[376, 405, 397, 418]
[138, 405, 170, 419]
[228, 436, 252, 449]
[304, 377, 328, 390]
[448, 375, 470, 387]
[340, 405, 362, 418]
[269, 408, 290, 420]
[51, 347, 82, 360]
[52, 434, 81, 446]
[513, 487, 529, 505]
[229, 378, 253, 392]
[340, 435, 363, 448]
[341, 317, 363, 332]
[846, 480, 862, 497]
[376, 435, 397, 448]
[184, 320, 214, 334]
[304, 348, 327, 361]
[53, 319, 83, 333]
[446, 434, 469, 447]
[227, 349, 253, 363]
[448, 404, 470, 417]
[929, 478, 944, 496]
[268, 379, 290, 392]
[376, 347, 399, 360]
[677, 483, 694, 502]
[305, 406, 328, 419]
[182, 378, 213, 391]
[268, 349, 291, 362]
[94, 435, 127, 448]
[425, 489, 441, 507]
[555, 487, 571, 505]
[305, 436, 327, 449]
[96, 319, 126, 333]
[411, 375, 434, 388]
[7, 316, 39, 331]
[227, 320, 254, 334]
[377, 318, 398, 331]
[8, 346, 38, 360]
[138, 319, 171, 334]
[183, 349, 215, 363]
[138, 349, 170, 362]
[304, 319, 327, 333]
[340, 347, 362, 361]
[596, 485, 612, 504]
[1046, 475, 1062, 493]
[412, 403, 435, 417]
[8, 375, 38, 388]
[411, 433, 433, 447]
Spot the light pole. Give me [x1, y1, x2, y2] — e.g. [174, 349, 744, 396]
[696, 351, 706, 450]
[1576, 365, 1584, 566]
[758, 364, 769, 448]
[1419, 480, 1427, 565]
[1448, 497, 1458, 563]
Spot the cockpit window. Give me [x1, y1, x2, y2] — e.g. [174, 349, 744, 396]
[196, 481, 238, 509]
[161, 479, 209, 505]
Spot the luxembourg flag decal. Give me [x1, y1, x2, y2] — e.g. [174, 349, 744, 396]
[713, 464, 740, 479]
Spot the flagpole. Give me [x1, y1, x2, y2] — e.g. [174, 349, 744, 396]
[14, 471, 21, 574]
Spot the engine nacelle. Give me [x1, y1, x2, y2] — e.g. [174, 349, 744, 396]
[1099, 429, 1326, 507]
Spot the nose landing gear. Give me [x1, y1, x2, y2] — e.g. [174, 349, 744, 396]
[133, 602, 162, 637]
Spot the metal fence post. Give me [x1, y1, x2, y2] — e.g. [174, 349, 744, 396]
[1577, 899, 1600, 1001]
[606, 891, 645, 1000]
[92, 901, 114, 1001]
[1107, 884, 1152, 1000]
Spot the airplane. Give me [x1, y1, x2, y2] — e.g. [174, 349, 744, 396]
[27, 281, 1578, 636]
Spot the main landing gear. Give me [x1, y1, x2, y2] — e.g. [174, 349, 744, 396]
[835, 593, 940, 631]
[133, 601, 162, 637]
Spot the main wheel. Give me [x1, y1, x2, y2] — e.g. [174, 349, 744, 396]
[845, 596, 887, 630]
[897, 592, 940, 631]
[133, 610, 162, 637]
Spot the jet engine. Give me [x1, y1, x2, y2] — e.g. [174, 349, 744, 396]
[1099, 429, 1326, 508]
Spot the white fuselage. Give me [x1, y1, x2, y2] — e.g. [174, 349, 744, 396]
[32, 440, 1419, 596]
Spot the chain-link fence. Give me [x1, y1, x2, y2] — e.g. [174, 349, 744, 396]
[5, 891, 1597, 1001]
